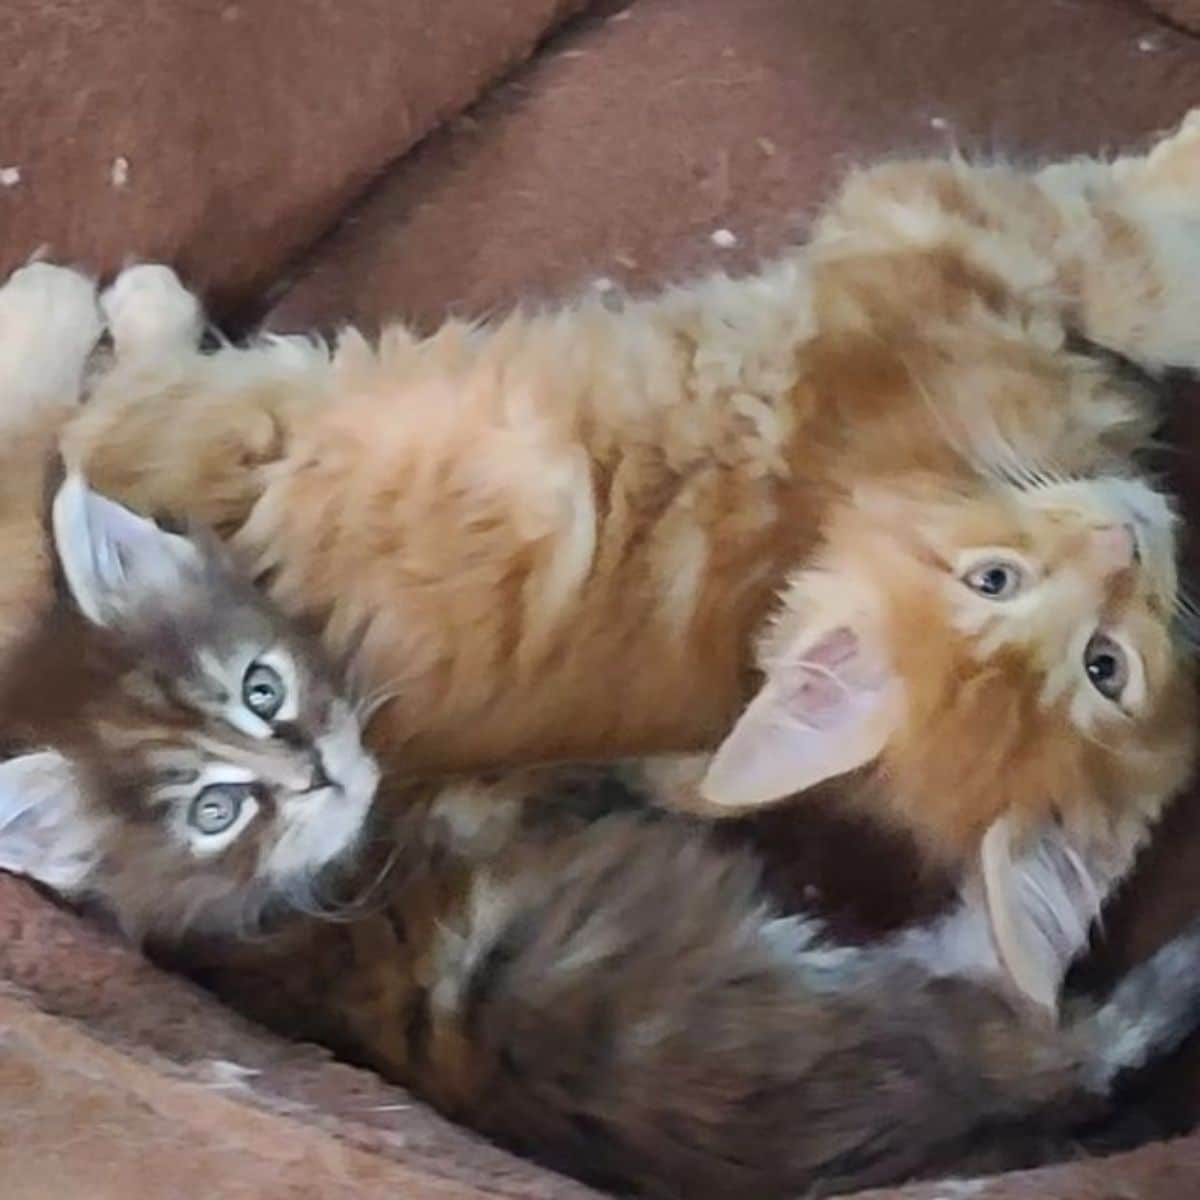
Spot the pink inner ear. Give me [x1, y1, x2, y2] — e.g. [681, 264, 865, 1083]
[774, 627, 870, 729]
[699, 625, 896, 812]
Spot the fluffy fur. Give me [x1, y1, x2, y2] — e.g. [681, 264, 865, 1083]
[55, 115, 1200, 783]
[0, 468, 379, 939]
[4, 117, 1200, 1005]
[0, 268, 1195, 1191]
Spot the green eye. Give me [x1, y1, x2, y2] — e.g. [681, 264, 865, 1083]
[243, 662, 285, 720]
[188, 783, 251, 835]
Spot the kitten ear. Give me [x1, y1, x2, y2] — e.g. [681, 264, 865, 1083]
[980, 814, 1104, 1015]
[0, 751, 100, 893]
[700, 625, 898, 811]
[51, 472, 202, 627]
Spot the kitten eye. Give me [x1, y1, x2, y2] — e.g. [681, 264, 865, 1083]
[189, 783, 251, 835]
[243, 663, 285, 721]
[1084, 632, 1129, 702]
[962, 559, 1025, 601]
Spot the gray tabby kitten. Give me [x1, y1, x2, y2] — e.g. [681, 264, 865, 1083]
[0, 471, 379, 935]
[1, 475, 1199, 1199]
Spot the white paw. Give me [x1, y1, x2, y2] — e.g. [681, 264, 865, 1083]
[0, 262, 102, 418]
[101, 263, 204, 358]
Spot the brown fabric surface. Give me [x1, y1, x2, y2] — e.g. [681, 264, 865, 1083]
[269, 0, 1200, 335]
[0, 995, 484, 1200]
[857, 1137, 1200, 1200]
[0, 0, 588, 322]
[1144, 0, 1200, 34]
[0, 875, 595, 1199]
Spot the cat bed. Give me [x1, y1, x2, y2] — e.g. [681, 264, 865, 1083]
[4, 870, 1200, 1200]
[1146, 0, 1200, 34]
[0, 0, 586, 320]
[4, 1, 1200, 1195]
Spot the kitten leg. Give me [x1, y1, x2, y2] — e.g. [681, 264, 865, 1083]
[1107, 108, 1200, 206]
[0, 261, 101, 424]
[813, 109, 1200, 374]
[100, 263, 204, 360]
[1035, 108, 1200, 372]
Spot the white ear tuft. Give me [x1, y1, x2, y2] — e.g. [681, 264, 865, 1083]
[0, 751, 101, 893]
[981, 815, 1105, 1015]
[700, 625, 898, 812]
[52, 472, 202, 627]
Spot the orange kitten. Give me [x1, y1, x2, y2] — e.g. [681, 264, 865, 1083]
[7, 115, 1200, 1007]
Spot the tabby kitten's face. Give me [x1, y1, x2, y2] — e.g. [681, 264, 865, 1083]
[0, 475, 379, 936]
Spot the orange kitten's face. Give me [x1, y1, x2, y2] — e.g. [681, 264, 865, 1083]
[700, 471, 1195, 1011]
[706, 473, 1195, 856]
[856, 475, 1193, 845]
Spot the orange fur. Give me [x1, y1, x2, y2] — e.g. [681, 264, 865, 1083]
[756, 478, 1195, 863]
[36, 113, 1200, 883]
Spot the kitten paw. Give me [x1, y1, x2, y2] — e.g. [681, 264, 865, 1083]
[0, 261, 102, 418]
[101, 263, 204, 359]
[1130, 108, 1200, 196]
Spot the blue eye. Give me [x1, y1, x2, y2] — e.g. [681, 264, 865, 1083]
[1084, 633, 1129, 702]
[188, 783, 251, 835]
[243, 663, 285, 720]
[962, 559, 1024, 601]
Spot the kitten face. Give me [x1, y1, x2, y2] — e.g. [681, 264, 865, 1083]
[0, 475, 379, 936]
[928, 477, 1178, 728]
[701, 471, 1196, 1010]
[710, 472, 1194, 843]
[852, 474, 1192, 835]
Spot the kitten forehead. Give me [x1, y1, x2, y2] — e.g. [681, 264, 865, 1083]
[1017, 475, 1173, 534]
[884, 474, 1180, 614]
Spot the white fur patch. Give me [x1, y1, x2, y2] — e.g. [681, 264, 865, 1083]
[263, 702, 378, 884]
[101, 264, 204, 358]
[0, 262, 101, 421]
[524, 444, 597, 643]
[265, 786, 364, 883]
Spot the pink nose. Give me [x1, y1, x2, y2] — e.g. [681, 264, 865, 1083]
[1092, 522, 1138, 571]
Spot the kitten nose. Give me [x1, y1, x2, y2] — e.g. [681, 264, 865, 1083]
[1092, 522, 1138, 572]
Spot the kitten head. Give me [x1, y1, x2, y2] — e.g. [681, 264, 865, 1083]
[0, 474, 380, 939]
[701, 471, 1196, 1010]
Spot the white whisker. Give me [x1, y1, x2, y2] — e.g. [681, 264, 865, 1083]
[355, 685, 403, 729]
